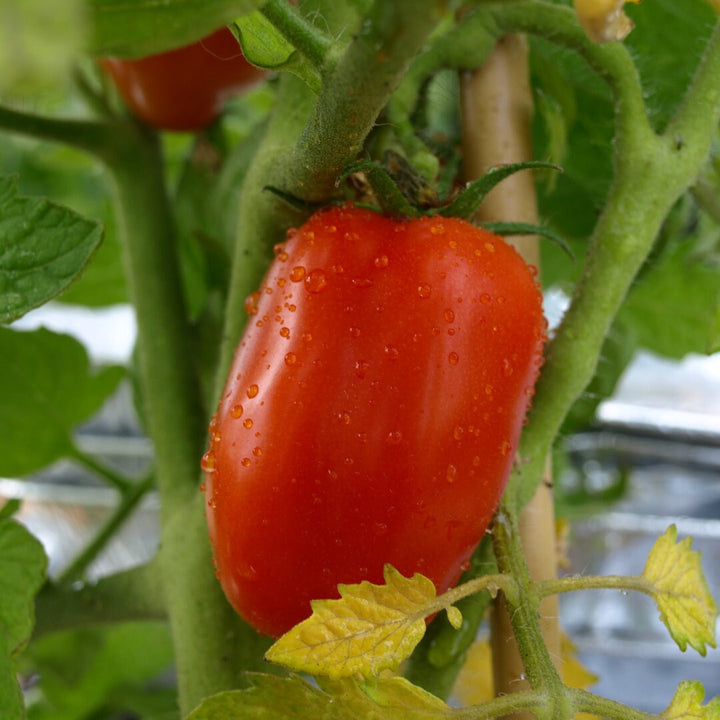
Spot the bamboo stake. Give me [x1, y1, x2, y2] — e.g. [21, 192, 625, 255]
[460, 34, 561, 716]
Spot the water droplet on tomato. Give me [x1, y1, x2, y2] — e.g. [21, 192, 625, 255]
[453, 426, 464, 441]
[503, 358, 514, 377]
[448, 351, 459, 366]
[485, 384, 494, 395]
[243, 418, 254, 429]
[241, 457, 251, 467]
[444, 308, 455, 323]
[337, 411, 351, 425]
[349, 326, 361, 338]
[430, 223, 445, 235]
[351, 276, 373, 289]
[374, 254, 389, 268]
[500, 440, 512, 456]
[290, 266, 306, 282]
[253, 447, 263, 457]
[284, 352, 297, 366]
[230, 404, 244, 419]
[417, 283, 432, 299]
[480, 293, 491, 304]
[354, 360, 370, 378]
[280, 326, 290, 338]
[305, 269, 328, 293]
[384, 344, 399, 360]
[331, 263, 344, 274]
[373, 522, 388, 535]
[247, 384, 259, 398]
[484, 242, 496, 253]
[446, 464, 457, 483]
[386, 430, 403, 445]
[201, 450, 216, 473]
[302, 332, 313, 342]
[245, 291, 260, 316]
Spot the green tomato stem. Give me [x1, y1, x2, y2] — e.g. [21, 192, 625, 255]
[56, 473, 154, 585]
[69, 446, 134, 493]
[260, 0, 336, 71]
[537, 573, 655, 599]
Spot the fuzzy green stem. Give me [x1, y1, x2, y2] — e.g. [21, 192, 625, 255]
[260, 0, 335, 70]
[567, 687, 657, 720]
[489, 5, 720, 512]
[33, 562, 166, 638]
[538, 573, 655, 599]
[56, 474, 154, 585]
[69, 446, 134, 493]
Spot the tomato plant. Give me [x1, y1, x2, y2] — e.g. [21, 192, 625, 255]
[99, 27, 265, 131]
[204, 205, 545, 636]
[2, 1, 720, 719]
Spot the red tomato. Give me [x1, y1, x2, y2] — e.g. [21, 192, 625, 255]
[203, 205, 545, 637]
[100, 27, 265, 131]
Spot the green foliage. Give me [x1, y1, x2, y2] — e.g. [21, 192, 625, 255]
[0, 176, 103, 322]
[0, 518, 47, 720]
[0, 327, 125, 476]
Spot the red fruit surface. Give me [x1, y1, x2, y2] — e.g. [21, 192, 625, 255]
[204, 205, 545, 637]
[100, 27, 264, 131]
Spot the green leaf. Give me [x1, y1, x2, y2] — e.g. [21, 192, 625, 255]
[0, 0, 86, 95]
[0, 327, 125, 477]
[0, 518, 47, 720]
[22, 623, 175, 720]
[618, 241, 720, 359]
[187, 674, 453, 720]
[89, 0, 264, 58]
[0, 176, 103, 324]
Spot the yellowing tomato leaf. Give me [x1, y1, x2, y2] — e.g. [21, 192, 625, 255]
[661, 680, 720, 720]
[265, 566, 437, 678]
[187, 674, 453, 720]
[573, 0, 641, 43]
[0, 176, 103, 324]
[643, 525, 718, 655]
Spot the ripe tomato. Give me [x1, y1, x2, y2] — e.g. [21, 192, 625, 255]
[100, 27, 265, 131]
[203, 205, 545, 637]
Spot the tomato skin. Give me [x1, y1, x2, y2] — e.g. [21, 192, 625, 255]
[204, 205, 545, 638]
[100, 28, 264, 131]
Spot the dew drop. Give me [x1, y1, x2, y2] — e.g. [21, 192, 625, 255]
[351, 276, 373, 289]
[354, 360, 370, 378]
[230, 404, 244, 419]
[253, 446, 263, 457]
[374, 254, 389, 268]
[290, 266, 306, 282]
[448, 351, 459, 366]
[503, 358, 514, 378]
[484, 242, 496, 253]
[201, 450, 216, 473]
[446, 464, 458, 483]
[417, 283, 432, 299]
[500, 440, 512, 456]
[241, 457, 252, 467]
[443, 308, 455, 323]
[453, 426, 464, 441]
[280, 326, 291, 338]
[384, 344, 399, 361]
[337, 411, 351, 425]
[284, 352, 297, 366]
[243, 418, 254, 429]
[386, 430, 403, 446]
[430, 223, 445, 235]
[305, 269, 328, 293]
[244, 291, 260, 316]
[349, 326, 361, 338]
[247, 384, 259, 399]
[480, 293, 491, 304]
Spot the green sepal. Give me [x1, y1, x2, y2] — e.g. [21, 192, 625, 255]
[483, 221, 574, 261]
[438, 161, 562, 220]
[263, 186, 326, 216]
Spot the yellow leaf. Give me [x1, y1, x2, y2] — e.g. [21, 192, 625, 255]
[265, 566, 435, 679]
[643, 525, 718, 655]
[661, 680, 720, 720]
[573, 0, 642, 43]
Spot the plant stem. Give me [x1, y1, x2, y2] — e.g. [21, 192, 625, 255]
[537, 573, 654, 599]
[56, 474, 155, 584]
[69, 446, 134, 493]
[260, 0, 335, 71]
[33, 562, 166, 638]
[487, 4, 720, 512]
[100, 122, 272, 714]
